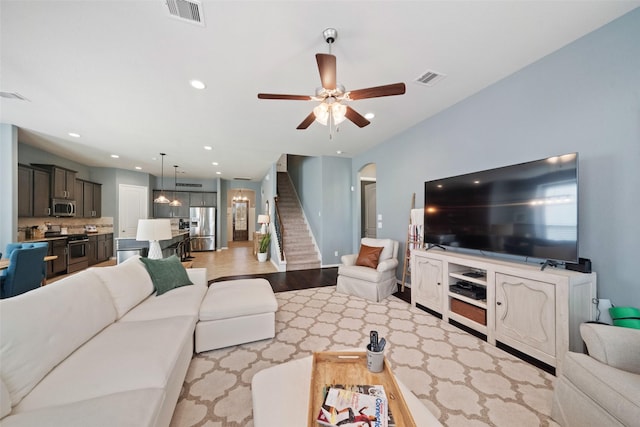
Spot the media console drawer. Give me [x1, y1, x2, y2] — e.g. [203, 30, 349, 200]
[450, 298, 486, 325]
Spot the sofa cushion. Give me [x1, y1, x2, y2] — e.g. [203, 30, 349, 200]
[355, 244, 384, 269]
[2, 389, 164, 427]
[561, 352, 640, 427]
[337, 264, 385, 282]
[140, 255, 193, 296]
[200, 279, 278, 322]
[13, 316, 194, 412]
[120, 276, 207, 323]
[92, 256, 154, 319]
[0, 270, 116, 408]
[1, 378, 11, 418]
[361, 238, 394, 261]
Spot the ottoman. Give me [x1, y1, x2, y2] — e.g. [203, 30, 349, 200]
[251, 354, 443, 427]
[195, 278, 278, 353]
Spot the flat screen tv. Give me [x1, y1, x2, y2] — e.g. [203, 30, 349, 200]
[424, 153, 578, 263]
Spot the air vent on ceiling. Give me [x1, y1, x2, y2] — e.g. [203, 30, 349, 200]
[0, 92, 29, 101]
[165, 0, 204, 26]
[415, 70, 446, 87]
[176, 182, 202, 188]
[234, 177, 251, 181]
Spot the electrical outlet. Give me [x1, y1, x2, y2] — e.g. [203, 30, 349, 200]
[334, 251, 338, 256]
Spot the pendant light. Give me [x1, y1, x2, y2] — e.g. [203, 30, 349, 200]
[153, 153, 170, 204]
[169, 165, 182, 207]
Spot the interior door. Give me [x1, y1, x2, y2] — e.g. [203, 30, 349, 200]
[233, 201, 248, 241]
[118, 184, 148, 237]
[364, 182, 377, 238]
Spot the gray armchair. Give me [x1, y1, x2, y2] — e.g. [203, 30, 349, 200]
[336, 238, 399, 302]
[551, 323, 640, 426]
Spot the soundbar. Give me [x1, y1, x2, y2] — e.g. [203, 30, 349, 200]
[565, 257, 592, 273]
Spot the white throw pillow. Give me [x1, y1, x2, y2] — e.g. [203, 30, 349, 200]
[92, 256, 155, 319]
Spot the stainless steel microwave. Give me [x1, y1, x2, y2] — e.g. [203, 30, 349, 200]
[51, 198, 76, 217]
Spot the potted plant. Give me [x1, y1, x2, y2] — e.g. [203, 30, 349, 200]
[257, 232, 271, 262]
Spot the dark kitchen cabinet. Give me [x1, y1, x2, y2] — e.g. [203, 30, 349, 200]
[18, 165, 33, 217]
[47, 239, 67, 278]
[77, 179, 102, 218]
[189, 192, 216, 207]
[33, 168, 50, 216]
[88, 235, 99, 265]
[32, 164, 77, 200]
[95, 233, 113, 262]
[18, 164, 51, 217]
[75, 180, 85, 217]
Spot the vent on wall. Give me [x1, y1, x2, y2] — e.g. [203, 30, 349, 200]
[414, 70, 446, 87]
[165, 0, 204, 26]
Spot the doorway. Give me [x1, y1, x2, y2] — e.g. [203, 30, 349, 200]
[233, 201, 248, 241]
[359, 163, 377, 238]
[118, 184, 148, 237]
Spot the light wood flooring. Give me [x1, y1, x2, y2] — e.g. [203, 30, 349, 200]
[49, 241, 277, 284]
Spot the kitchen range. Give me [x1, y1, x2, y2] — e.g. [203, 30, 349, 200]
[44, 225, 89, 273]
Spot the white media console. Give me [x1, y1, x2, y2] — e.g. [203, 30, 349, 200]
[411, 248, 597, 372]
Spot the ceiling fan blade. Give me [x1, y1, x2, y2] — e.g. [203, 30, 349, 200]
[258, 93, 312, 101]
[296, 112, 316, 129]
[345, 106, 370, 128]
[347, 82, 406, 100]
[316, 53, 336, 90]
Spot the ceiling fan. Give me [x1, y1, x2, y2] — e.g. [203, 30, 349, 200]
[258, 28, 406, 135]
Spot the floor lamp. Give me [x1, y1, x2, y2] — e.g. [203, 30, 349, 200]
[136, 219, 172, 259]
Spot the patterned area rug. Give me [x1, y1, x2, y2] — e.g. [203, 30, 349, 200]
[170, 286, 559, 427]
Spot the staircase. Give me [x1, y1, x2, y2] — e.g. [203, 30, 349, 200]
[277, 172, 321, 271]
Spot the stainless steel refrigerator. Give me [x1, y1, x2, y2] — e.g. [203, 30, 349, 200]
[190, 207, 216, 251]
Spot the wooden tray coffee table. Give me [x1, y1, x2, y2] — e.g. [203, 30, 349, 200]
[307, 351, 416, 426]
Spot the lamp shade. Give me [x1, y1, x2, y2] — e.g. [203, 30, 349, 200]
[136, 219, 172, 241]
[257, 215, 270, 224]
[136, 219, 172, 259]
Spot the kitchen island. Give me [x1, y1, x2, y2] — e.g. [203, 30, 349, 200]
[115, 230, 189, 263]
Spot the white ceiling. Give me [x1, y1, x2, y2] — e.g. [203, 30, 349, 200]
[2, 1, 638, 181]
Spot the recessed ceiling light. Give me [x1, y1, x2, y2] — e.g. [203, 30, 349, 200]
[135, 166, 142, 170]
[204, 146, 212, 150]
[68, 132, 80, 138]
[336, 150, 343, 155]
[151, 157, 157, 161]
[211, 162, 219, 166]
[216, 171, 221, 175]
[110, 154, 120, 159]
[364, 113, 375, 120]
[190, 80, 206, 89]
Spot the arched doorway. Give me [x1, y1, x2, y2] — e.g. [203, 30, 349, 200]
[359, 163, 377, 238]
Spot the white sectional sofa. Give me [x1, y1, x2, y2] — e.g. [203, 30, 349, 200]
[0, 256, 208, 427]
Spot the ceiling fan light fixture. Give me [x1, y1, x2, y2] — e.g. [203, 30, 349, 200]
[313, 100, 347, 126]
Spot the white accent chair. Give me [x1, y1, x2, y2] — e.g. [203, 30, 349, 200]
[551, 323, 640, 427]
[336, 238, 399, 302]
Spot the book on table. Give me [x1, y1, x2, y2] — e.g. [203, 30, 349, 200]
[316, 384, 394, 427]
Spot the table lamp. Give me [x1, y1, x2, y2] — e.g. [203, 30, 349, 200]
[257, 214, 270, 234]
[136, 219, 172, 259]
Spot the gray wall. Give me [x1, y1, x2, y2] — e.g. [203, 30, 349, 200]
[288, 155, 353, 265]
[0, 124, 18, 252]
[352, 9, 640, 307]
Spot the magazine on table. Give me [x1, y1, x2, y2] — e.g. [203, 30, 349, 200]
[316, 384, 394, 427]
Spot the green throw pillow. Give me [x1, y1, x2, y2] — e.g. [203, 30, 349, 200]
[140, 255, 194, 296]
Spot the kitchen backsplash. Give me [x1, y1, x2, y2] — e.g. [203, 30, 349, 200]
[18, 216, 114, 240]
